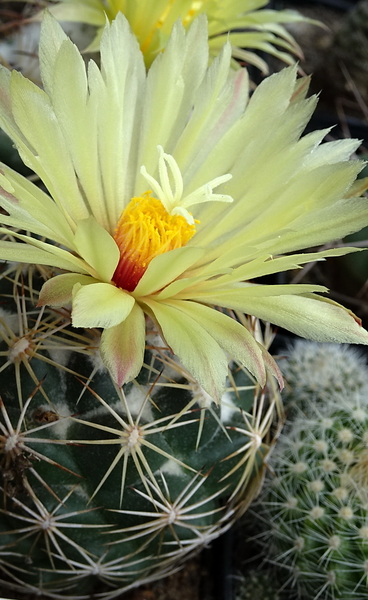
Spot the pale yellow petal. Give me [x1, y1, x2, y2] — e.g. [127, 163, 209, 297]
[143, 298, 228, 402]
[163, 299, 267, 387]
[10, 69, 88, 225]
[73, 217, 120, 282]
[72, 282, 135, 329]
[136, 16, 208, 184]
[0, 166, 74, 246]
[240, 293, 368, 346]
[96, 13, 146, 227]
[177, 283, 328, 303]
[52, 38, 109, 229]
[134, 247, 204, 297]
[195, 247, 362, 288]
[0, 234, 90, 274]
[39, 10, 69, 97]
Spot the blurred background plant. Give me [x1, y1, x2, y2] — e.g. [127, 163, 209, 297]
[31, 0, 318, 70]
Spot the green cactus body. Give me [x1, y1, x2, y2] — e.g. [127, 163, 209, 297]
[0, 269, 277, 598]
[258, 341, 368, 600]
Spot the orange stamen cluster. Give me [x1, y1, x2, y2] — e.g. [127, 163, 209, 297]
[112, 192, 195, 292]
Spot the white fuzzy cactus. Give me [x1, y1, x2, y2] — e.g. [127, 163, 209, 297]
[279, 340, 368, 409]
[256, 341, 368, 600]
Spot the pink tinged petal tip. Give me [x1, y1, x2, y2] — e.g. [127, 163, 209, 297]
[100, 304, 146, 385]
[38, 273, 98, 307]
[258, 343, 284, 391]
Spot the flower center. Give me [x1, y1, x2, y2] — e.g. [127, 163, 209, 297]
[112, 147, 233, 292]
[182, 1, 205, 25]
[112, 191, 195, 292]
[140, 0, 206, 57]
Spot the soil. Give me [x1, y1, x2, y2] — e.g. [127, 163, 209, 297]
[123, 559, 210, 600]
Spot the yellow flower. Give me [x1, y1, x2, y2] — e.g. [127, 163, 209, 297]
[41, 0, 312, 71]
[1, 13, 368, 400]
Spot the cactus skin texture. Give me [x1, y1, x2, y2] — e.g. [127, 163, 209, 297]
[0, 267, 278, 599]
[258, 341, 368, 600]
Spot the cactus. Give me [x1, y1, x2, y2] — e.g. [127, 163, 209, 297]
[257, 341, 368, 600]
[279, 340, 368, 408]
[0, 266, 279, 599]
